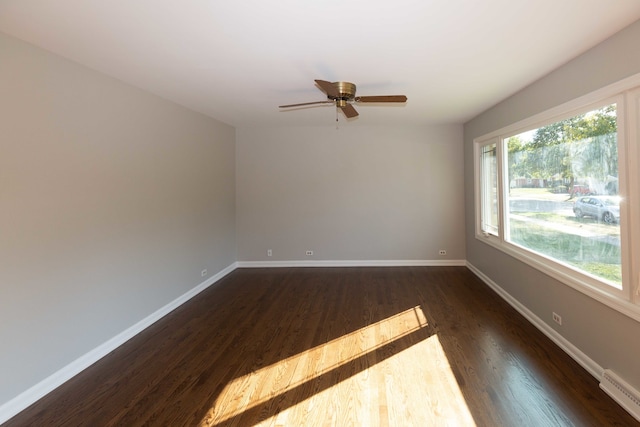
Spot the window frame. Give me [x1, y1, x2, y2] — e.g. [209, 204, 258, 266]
[476, 138, 501, 238]
[473, 76, 640, 322]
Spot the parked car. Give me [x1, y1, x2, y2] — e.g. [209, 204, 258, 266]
[573, 196, 620, 224]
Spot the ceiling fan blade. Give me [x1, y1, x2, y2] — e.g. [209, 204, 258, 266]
[355, 95, 407, 103]
[279, 100, 334, 108]
[340, 103, 359, 118]
[314, 79, 339, 98]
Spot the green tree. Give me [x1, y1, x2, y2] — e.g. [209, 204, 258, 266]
[567, 105, 617, 188]
[510, 104, 617, 193]
[506, 136, 525, 187]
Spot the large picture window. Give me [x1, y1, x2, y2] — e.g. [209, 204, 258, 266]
[474, 85, 640, 314]
[505, 104, 621, 288]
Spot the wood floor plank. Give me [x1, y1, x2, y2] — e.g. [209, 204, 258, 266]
[4, 267, 638, 426]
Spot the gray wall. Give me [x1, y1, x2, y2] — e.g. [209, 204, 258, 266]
[236, 125, 465, 262]
[0, 33, 236, 404]
[464, 20, 640, 391]
[6, 14, 639, 416]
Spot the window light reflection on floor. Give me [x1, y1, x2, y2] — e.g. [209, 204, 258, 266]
[199, 306, 475, 426]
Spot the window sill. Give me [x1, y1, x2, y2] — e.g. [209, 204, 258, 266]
[475, 233, 640, 323]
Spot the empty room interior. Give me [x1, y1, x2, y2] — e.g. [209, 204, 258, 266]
[2, 1, 640, 425]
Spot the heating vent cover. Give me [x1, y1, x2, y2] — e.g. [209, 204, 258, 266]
[600, 369, 640, 422]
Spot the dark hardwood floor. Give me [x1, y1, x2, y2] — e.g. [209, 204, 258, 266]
[4, 267, 638, 426]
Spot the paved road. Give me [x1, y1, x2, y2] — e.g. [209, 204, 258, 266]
[508, 196, 620, 246]
[509, 198, 574, 216]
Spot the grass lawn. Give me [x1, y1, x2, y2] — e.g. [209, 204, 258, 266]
[509, 187, 570, 200]
[516, 211, 620, 238]
[509, 218, 621, 285]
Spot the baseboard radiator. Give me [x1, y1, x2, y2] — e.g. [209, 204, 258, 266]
[600, 369, 640, 422]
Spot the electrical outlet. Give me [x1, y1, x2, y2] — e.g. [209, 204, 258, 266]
[267, 249, 272, 257]
[201, 269, 207, 277]
[306, 250, 313, 256]
[439, 250, 446, 255]
[552, 312, 562, 325]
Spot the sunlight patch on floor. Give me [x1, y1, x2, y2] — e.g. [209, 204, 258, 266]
[199, 306, 475, 426]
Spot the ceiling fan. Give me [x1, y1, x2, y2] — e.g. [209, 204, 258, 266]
[279, 80, 407, 118]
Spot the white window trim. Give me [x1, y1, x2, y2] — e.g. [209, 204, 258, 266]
[475, 138, 501, 238]
[626, 86, 640, 306]
[473, 72, 640, 323]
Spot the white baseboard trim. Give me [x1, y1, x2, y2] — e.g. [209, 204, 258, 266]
[237, 259, 467, 268]
[466, 261, 603, 379]
[0, 262, 238, 425]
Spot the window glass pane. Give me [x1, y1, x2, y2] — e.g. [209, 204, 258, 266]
[506, 104, 621, 288]
[480, 142, 499, 236]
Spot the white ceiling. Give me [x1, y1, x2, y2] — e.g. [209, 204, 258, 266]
[2, 1, 640, 127]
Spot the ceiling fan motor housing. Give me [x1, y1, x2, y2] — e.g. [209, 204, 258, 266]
[331, 82, 356, 107]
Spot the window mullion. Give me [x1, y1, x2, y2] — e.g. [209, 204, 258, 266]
[497, 137, 507, 243]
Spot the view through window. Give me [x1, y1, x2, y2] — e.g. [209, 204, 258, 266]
[504, 104, 621, 287]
